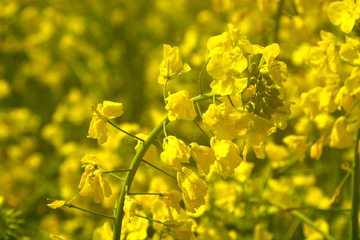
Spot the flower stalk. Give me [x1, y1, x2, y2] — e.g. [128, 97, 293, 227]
[351, 129, 360, 240]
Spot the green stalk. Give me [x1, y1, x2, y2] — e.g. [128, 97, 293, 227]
[113, 116, 169, 240]
[128, 192, 163, 197]
[67, 203, 114, 220]
[198, 57, 211, 95]
[193, 120, 210, 140]
[142, 160, 177, 180]
[274, 0, 285, 43]
[108, 120, 144, 143]
[104, 169, 131, 173]
[135, 213, 164, 224]
[351, 129, 360, 240]
[163, 77, 170, 104]
[112, 94, 219, 239]
[269, 200, 337, 240]
[108, 173, 125, 181]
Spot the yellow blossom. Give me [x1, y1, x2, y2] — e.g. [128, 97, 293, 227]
[300, 87, 337, 120]
[244, 115, 275, 159]
[78, 154, 98, 191]
[261, 43, 288, 87]
[327, 0, 360, 34]
[303, 219, 329, 240]
[340, 36, 360, 65]
[234, 161, 254, 183]
[330, 116, 354, 149]
[265, 141, 291, 168]
[134, 133, 157, 164]
[207, 46, 248, 78]
[161, 190, 183, 215]
[87, 101, 124, 144]
[165, 90, 197, 121]
[79, 169, 112, 203]
[122, 210, 149, 239]
[202, 102, 252, 140]
[313, 113, 336, 133]
[158, 44, 191, 84]
[210, 137, 242, 179]
[177, 167, 207, 213]
[206, 31, 232, 55]
[163, 220, 193, 240]
[304, 186, 331, 209]
[310, 137, 325, 160]
[271, 102, 292, 130]
[283, 135, 310, 162]
[189, 142, 214, 175]
[306, 31, 340, 76]
[92, 222, 113, 240]
[335, 86, 353, 113]
[227, 23, 263, 55]
[123, 196, 140, 223]
[160, 136, 190, 172]
[47, 200, 66, 211]
[344, 67, 360, 100]
[210, 73, 248, 96]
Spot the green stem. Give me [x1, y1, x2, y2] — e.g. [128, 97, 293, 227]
[113, 116, 170, 240]
[269, 200, 337, 240]
[113, 94, 218, 240]
[107, 173, 125, 181]
[199, 57, 211, 95]
[336, 166, 354, 190]
[227, 95, 235, 107]
[193, 120, 210, 140]
[190, 92, 217, 103]
[163, 77, 170, 104]
[108, 120, 144, 143]
[196, 102, 203, 116]
[128, 192, 163, 197]
[142, 159, 177, 180]
[67, 203, 114, 220]
[351, 129, 360, 240]
[274, 0, 285, 43]
[163, 121, 168, 138]
[104, 169, 131, 173]
[135, 213, 164, 224]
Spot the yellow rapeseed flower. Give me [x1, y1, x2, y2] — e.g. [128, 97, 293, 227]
[123, 196, 140, 223]
[177, 167, 207, 213]
[165, 90, 197, 121]
[202, 102, 252, 140]
[163, 220, 193, 240]
[160, 136, 190, 172]
[283, 135, 310, 162]
[310, 137, 325, 160]
[161, 190, 183, 215]
[189, 142, 214, 175]
[330, 116, 354, 149]
[47, 200, 66, 211]
[79, 169, 112, 203]
[87, 101, 124, 144]
[262, 43, 288, 87]
[210, 137, 242, 179]
[158, 44, 191, 84]
[327, 0, 360, 34]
